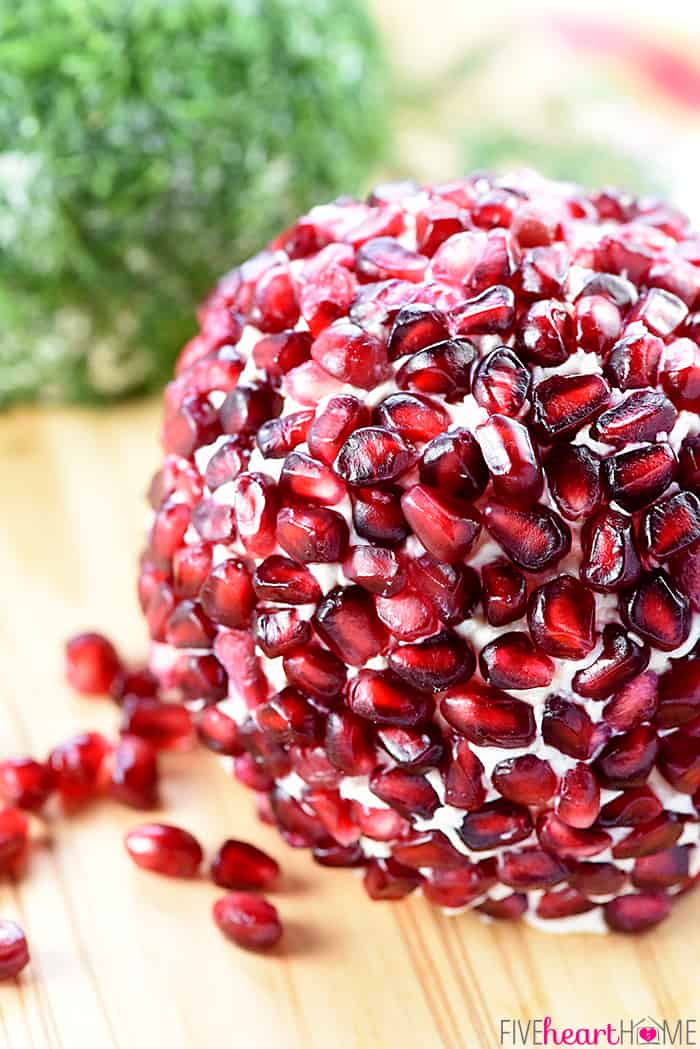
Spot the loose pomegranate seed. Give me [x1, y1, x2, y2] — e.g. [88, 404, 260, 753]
[532, 373, 611, 442]
[124, 823, 203, 877]
[591, 390, 678, 446]
[377, 725, 445, 769]
[542, 695, 595, 760]
[572, 624, 649, 700]
[401, 485, 481, 563]
[483, 501, 571, 571]
[387, 304, 450, 359]
[640, 490, 700, 560]
[396, 338, 476, 398]
[604, 330, 663, 390]
[492, 755, 558, 806]
[0, 921, 30, 980]
[334, 427, 416, 487]
[313, 587, 389, 666]
[363, 857, 422, 900]
[388, 629, 475, 692]
[374, 392, 450, 444]
[110, 736, 159, 809]
[65, 632, 122, 695]
[620, 571, 690, 651]
[283, 646, 347, 699]
[201, 559, 255, 628]
[460, 799, 533, 851]
[276, 505, 349, 564]
[0, 758, 54, 812]
[197, 706, 243, 756]
[348, 670, 433, 728]
[528, 575, 596, 659]
[500, 847, 568, 890]
[374, 588, 439, 642]
[48, 732, 110, 807]
[213, 892, 282, 950]
[343, 545, 406, 597]
[392, 830, 465, 870]
[325, 710, 376, 775]
[477, 415, 542, 505]
[481, 559, 527, 626]
[471, 346, 530, 417]
[0, 807, 30, 878]
[211, 840, 280, 890]
[581, 507, 641, 592]
[444, 740, 486, 810]
[480, 631, 554, 690]
[441, 682, 536, 747]
[604, 892, 671, 933]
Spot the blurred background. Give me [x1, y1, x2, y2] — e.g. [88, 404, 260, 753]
[2, 0, 700, 409]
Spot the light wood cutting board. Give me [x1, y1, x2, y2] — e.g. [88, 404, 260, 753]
[0, 400, 698, 1049]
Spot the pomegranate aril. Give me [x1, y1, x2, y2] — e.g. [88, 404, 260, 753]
[0, 921, 30, 980]
[492, 755, 558, 806]
[476, 893, 528, 921]
[110, 736, 159, 809]
[369, 767, 439, 820]
[604, 892, 670, 933]
[256, 411, 315, 459]
[659, 337, 700, 412]
[570, 861, 626, 897]
[234, 753, 274, 793]
[480, 631, 553, 691]
[387, 304, 450, 359]
[423, 860, 498, 908]
[430, 229, 487, 285]
[392, 830, 466, 870]
[149, 499, 192, 568]
[628, 287, 688, 335]
[599, 786, 663, 828]
[377, 725, 445, 770]
[311, 320, 389, 388]
[351, 485, 409, 546]
[520, 243, 569, 297]
[307, 396, 369, 467]
[573, 624, 649, 700]
[284, 646, 347, 699]
[276, 505, 348, 564]
[620, 571, 690, 651]
[124, 822, 203, 877]
[518, 299, 573, 365]
[602, 442, 677, 512]
[313, 586, 388, 666]
[252, 263, 299, 332]
[528, 575, 596, 660]
[593, 724, 659, 789]
[232, 472, 279, 557]
[612, 813, 682, 860]
[334, 427, 416, 487]
[145, 582, 176, 642]
[656, 656, 700, 728]
[388, 629, 475, 692]
[375, 588, 439, 642]
[451, 285, 515, 336]
[500, 847, 568, 890]
[65, 632, 122, 695]
[401, 485, 481, 563]
[213, 892, 282, 950]
[312, 841, 364, 868]
[253, 555, 321, 606]
[410, 556, 480, 625]
[581, 507, 641, 592]
[557, 763, 600, 829]
[172, 542, 213, 599]
[640, 490, 700, 560]
[604, 671, 659, 732]
[299, 267, 357, 337]
[591, 390, 678, 446]
[679, 434, 700, 492]
[604, 330, 663, 390]
[169, 651, 227, 702]
[252, 329, 311, 374]
[165, 600, 216, 649]
[280, 452, 346, 506]
[542, 695, 595, 760]
[0, 807, 30, 878]
[483, 501, 571, 572]
[546, 443, 601, 522]
[632, 846, 690, 890]
[121, 696, 195, 751]
[363, 857, 422, 900]
[211, 840, 280, 890]
[325, 710, 376, 775]
[201, 559, 255, 628]
[574, 294, 622, 354]
[415, 203, 467, 256]
[537, 812, 611, 860]
[471, 346, 530, 418]
[444, 740, 486, 810]
[396, 338, 476, 398]
[460, 799, 533, 851]
[512, 202, 560, 248]
[374, 392, 450, 444]
[441, 682, 536, 748]
[255, 607, 310, 658]
[658, 731, 700, 793]
[348, 670, 433, 728]
[669, 541, 700, 612]
[197, 705, 243, 756]
[220, 383, 282, 437]
[419, 430, 488, 503]
[356, 236, 427, 282]
[578, 270, 638, 309]
[481, 559, 527, 626]
[162, 393, 221, 458]
[203, 439, 248, 489]
[0, 759, 54, 812]
[254, 688, 319, 743]
[48, 732, 110, 807]
[148, 456, 203, 511]
[343, 545, 406, 597]
[270, 787, 327, 848]
[477, 414, 542, 505]
[533, 373, 611, 443]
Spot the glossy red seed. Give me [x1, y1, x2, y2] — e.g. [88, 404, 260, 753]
[283, 646, 347, 699]
[220, 383, 282, 437]
[604, 892, 671, 933]
[120, 697, 194, 751]
[612, 813, 682, 860]
[0, 807, 30, 878]
[581, 507, 640, 593]
[396, 338, 476, 397]
[48, 732, 110, 807]
[541, 695, 595, 760]
[658, 731, 700, 793]
[213, 892, 282, 950]
[598, 786, 663, 828]
[197, 706, 243, 756]
[410, 556, 480, 624]
[602, 442, 677, 512]
[201, 559, 255, 628]
[307, 396, 369, 467]
[232, 473, 279, 557]
[471, 346, 530, 417]
[640, 490, 700, 560]
[621, 571, 690, 651]
[483, 501, 571, 571]
[374, 588, 438, 642]
[356, 237, 427, 282]
[533, 373, 610, 441]
[377, 724, 444, 769]
[669, 541, 700, 613]
[591, 390, 677, 446]
[110, 736, 159, 809]
[476, 893, 528, 921]
[460, 799, 533, 851]
[307, 790, 360, 847]
[546, 444, 602, 523]
[574, 294, 622, 353]
[604, 671, 659, 732]
[660, 337, 700, 411]
[253, 555, 321, 606]
[518, 299, 573, 365]
[165, 600, 216, 649]
[172, 542, 213, 599]
[0, 921, 30, 980]
[557, 763, 600, 829]
[369, 767, 439, 820]
[254, 688, 319, 743]
[679, 434, 700, 492]
[256, 410, 315, 459]
[0, 759, 54, 812]
[65, 632, 122, 695]
[335, 427, 416, 488]
[604, 330, 663, 390]
[477, 414, 542, 505]
[500, 847, 568, 890]
[631, 847, 690, 890]
[401, 485, 481, 563]
[479, 631, 554, 690]
[254, 608, 310, 658]
[276, 505, 348, 564]
[492, 755, 558, 806]
[392, 830, 467, 870]
[343, 545, 406, 597]
[280, 451, 346, 506]
[311, 321, 389, 388]
[431, 229, 488, 285]
[419, 428, 489, 501]
[124, 823, 203, 877]
[528, 575, 596, 659]
[569, 862, 626, 897]
[593, 725, 659, 790]
[423, 861, 498, 908]
[387, 304, 450, 359]
[351, 485, 409, 547]
[481, 559, 527, 626]
[252, 329, 311, 374]
[374, 392, 450, 444]
[441, 682, 536, 747]
[444, 740, 486, 810]
[162, 393, 221, 458]
[325, 710, 376, 775]
[537, 812, 611, 860]
[363, 857, 423, 900]
[313, 587, 389, 666]
[388, 630, 475, 692]
[211, 840, 280, 890]
[573, 624, 649, 700]
[656, 657, 700, 727]
[348, 670, 433, 727]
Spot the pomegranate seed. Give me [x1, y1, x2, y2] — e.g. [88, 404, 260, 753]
[290, 744, 341, 789]
[658, 731, 700, 793]
[325, 710, 376, 775]
[363, 857, 422, 899]
[401, 485, 481, 562]
[150, 499, 192, 568]
[201, 559, 255, 628]
[283, 646, 347, 699]
[481, 559, 527, 626]
[591, 390, 677, 446]
[387, 304, 450, 359]
[460, 799, 532, 851]
[254, 608, 311, 658]
[546, 444, 602, 522]
[213, 892, 282, 950]
[65, 632, 122, 695]
[197, 706, 243, 756]
[374, 392, 450, 444]
[602, 442, 677, 512]
[518, 299, 574, 365]
[640, 490, 700, 560]
[604, 330, 663, 390]
[599, 786, 663, 828]
[537, 812, 611, 860]
[492, 755, 558, 806]
[253, 556, 321, 606]
[252, 330, 310, 374]
[356, 236, 427, 282]
[388, 629, 475, 692]
[656, 657, 700, 727]
[299, 268, 357, 338]
[669, 541, 700, 612]
[528, 575, 596, 659]
[307, 396, 369, 466]
[256, 410, 315, 459]
[419, 428, 489, 501]
[581, 507, 641, 592]
[232, 472, 279, 557]
[377, 725, 445, 769]
[476, 893, 528, 921]
[169, 652, 227, 702]
[369, 767, 439, 819]
[441, 682, 536, 747]
[632, 847, 690, 890]
[280, 451, 346, 506]
[612, 813, 682, 860]
[124, 822, 203, 877]
[471, 346, 530, 417]
[392, 830, 465, 870]
[276, 505, 348, 564]
[313, 586, 389, 666]
[444, 740, 486, 810]
[48, 732, 110, 807]
[512, 203, 559, 247]
[172, 542, 213, 599]
[396, 338, 476, 398]
[532, 373, 610, 442]
[604, 671, 659, 732]
[679, 434, 700, 491]
[604, 892, 671, 933]
[308, 792, 361, 849]
[660, 337, 700, 411]
[354, 805, 409, 841]
[234, 753, 274, 793]
[211, 840, 279, 890]
[574, 294, 622, 353]
[0, 921, 30, 980]
[0, 807, 30, 878]
[520, 243, 569, 297]
[557, 763, 600, 829]
[110, 736, 159, 809]
[351, 485, 409, 546]
[191, 498, 237, 544]
[203, 439, 248, 489]
[621, 571, 690, 651]
[536, 888, 596, 920]
[477, 414, 542, 505]
[500, 847, 568, 890]
[431, 229, 487, 284]
[542, 695, 595, 760]
[451, 285, 515, 336]
[148, 456, 203, 510]
[573, 624, 649, 700]
[283, 360, 344, 405]
[594, 725, 659, 789]
[144, 582, 176, 642]
[165, 600, 216, 649]
[311, 321, 389, 388]
[375, 588, 439, 642]
[483, 501, 571, 571]
[348, 670, 433, 727]
[628, 287, 688, 335]
[334, 427, 416, 487]
[343, 545, 406, 597]
[570, 861, 626, 896]
[410, 556, 480, 624]
[254, 688, 319, 743]
[480, 631, 554, 690]
[578, 270, 638, 308]
[423, 860, 498, 908]
[415, 203, 467, 256]
[162, 393, 220, 457]
[220, 382, 282, 437]
[0, 759, 54, 812]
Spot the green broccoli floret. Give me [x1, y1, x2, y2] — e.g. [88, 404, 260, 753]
[0, 0, 389, 406]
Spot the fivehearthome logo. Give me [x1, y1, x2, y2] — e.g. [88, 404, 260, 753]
[499, 1016, 698, 1046]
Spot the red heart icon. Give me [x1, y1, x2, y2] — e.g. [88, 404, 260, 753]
[639, 1029, 657, 1043]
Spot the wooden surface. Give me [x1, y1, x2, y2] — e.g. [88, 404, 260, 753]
[0, 400, 699, 1049]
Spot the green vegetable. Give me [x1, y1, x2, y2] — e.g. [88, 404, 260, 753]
[0, 0, 389, 406]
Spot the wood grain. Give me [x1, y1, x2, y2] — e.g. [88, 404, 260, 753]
[0, 401, 698, 1049]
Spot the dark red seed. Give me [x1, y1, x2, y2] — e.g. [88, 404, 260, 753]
[162, 393, 220, 458]
[669, 541, 700, 613]
[283, 646, 347, 699]
[492, 755, 558, 806]
[377, 725, 445, 769]
[581, 507, 641, 592]
[517, 299, 574, 365]
[351, 485, 409, 547]
[392, 831, 469, 871]
[110, 736, 159, 809]
[124, 823, 203, 877]
[444, 740, 486, 810]
[256, 411, 315, 459]
[220, 383, 282, 437]
[481, 559, 527, 626]
[658, 731, 700, 793]
[325, 710, 376, 776]
[65, 632, 122, 695]
[612, 813, 682, 860]
[401, 485, 481, 563]
[419, 428, 489, 501]
[574, 294, 622, 354]
[537, 812, 611, 860]
[311, 320, 389, 388]
[252, 329, 311, 373]
[541, 695, 595, 760]
[347, 670, 433, 728]
[572, 624, 649, 700]
[172, 543, 213, 599]
[528, 575, 596, 659]
[483, 501, 571, 572]
[213, 892, 282, 950]
[203, 439, 249, 488]
[276, 505, 349, 564]
[396, 338, 476, 398]
[0, 921, 30, 980]
[604, 330, 663, 390]
[451, 285, 515, 336]
[387, 304, 450, 359]
[591, 390, 677, 446]
[640, 490, 700, 560]
[369, 767, 439, 820]
[280, 451, 346, 506]
[343, 545, 406, 598]
[233, 472, 279, 557]
[593, 725, 659, 790]
[387, 629, 475, 692]
[254, 688, 319, 743]
[307, 396, 370, 466]
[165, 600, 216, 649]
[374, 392, 450, 443]
[471, 346, 530, 417]
[679, 434, 700, 492]
[632, 847, 690, 890]
[200, 559, 255, 628]
[460, 800, 533, 851]
[423, 861, 498, 908]
[0, 807, 30, 878]
[48, 732, 110, 807]
[363, 857, 423, 900]
[334, 427, 416, 487]
[602, 442, 677, 512]
[604, 671, 659, 732]
[476, 893, 528, 921]
[0, 759, 54, 812]
[120, 697, 194, 751]
[620, 571, 690, 651]
[441, 682, 536, 747]
[255, 607, 311, 658]
[197, 706, 243, 756]
[656, 657, 700, 727]
[253, 555, 322, 605]
[211, 840, 280, 890]
[477, 415, 542, 505]
[479, 631, 554, 690]
[500, 847, 568, 890]
[531, 373, 610, 441]
[545, 443, 602, 521]
[557, 763, 600, 829]
[604, 892, 671, 933]
[598, 786, 663, 828]
[569, 861, 626, 897]
[659, 337, 700, 412]
[313, 587, 389, 667]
